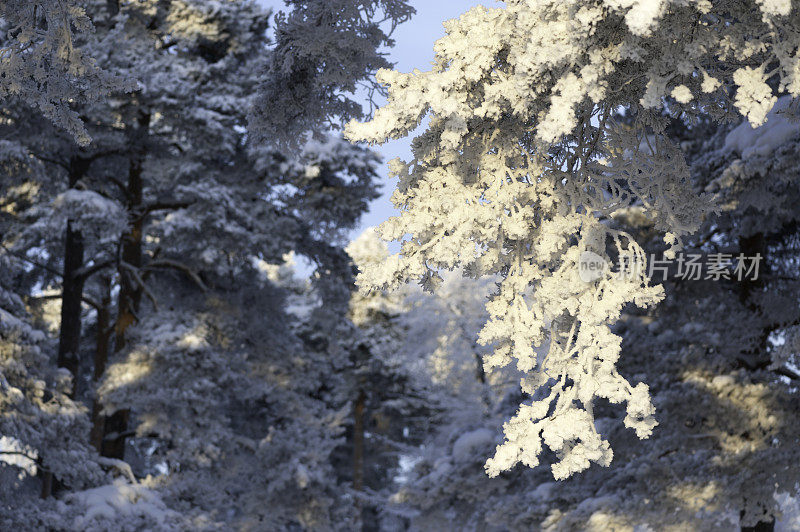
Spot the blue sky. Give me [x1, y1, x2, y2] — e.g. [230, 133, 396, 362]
[258, 1, 484, 241]
[345, 2, 481, 239]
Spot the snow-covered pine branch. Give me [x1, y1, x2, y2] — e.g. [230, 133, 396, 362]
[346, 0, 800, 480]
[0, 1, 134, 145]
[249, 0, 415, 146]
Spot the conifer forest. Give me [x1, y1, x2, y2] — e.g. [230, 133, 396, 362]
[3, 1, 800, 530]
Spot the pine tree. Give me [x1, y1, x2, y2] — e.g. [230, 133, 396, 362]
[0, 147, 107, 524]
[249, 0, 415, 145]
[1, 0, 404, 524]
[346, 0, 800, 528]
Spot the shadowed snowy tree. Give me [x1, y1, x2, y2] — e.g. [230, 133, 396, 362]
[249, 0, 415, 145]
[0, 0, 406, 526]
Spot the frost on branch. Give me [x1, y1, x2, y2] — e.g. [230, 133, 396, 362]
[346, 0, 800, 479]
[249, 0, 414, 145]
[0, 1, 134, 145]
[479, 218, 664, 480]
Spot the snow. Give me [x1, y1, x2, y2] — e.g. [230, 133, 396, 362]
[66, 480, 178, 528]
[724, 96, 800, 159]
[732, 67, 777, 127]
[776, 492, 800, 531]
[620, 0, 667, 35]
[756, 0, 792, 17]
[0, 307, 27, 332]
[53, 189, 121, 219]
[670, 84, 693, 103]
[395, 454, 422, 485]
[0, 306, 46, 342]
[304, 165, 321, 178]
[0, 436, 37, 477]
[43, 189, 127, 242]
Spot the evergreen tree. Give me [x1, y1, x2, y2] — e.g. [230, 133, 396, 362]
[1, 0, 404, 525]
[346, 1, 800, 529]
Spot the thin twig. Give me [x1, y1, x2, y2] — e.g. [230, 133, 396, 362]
[28, 293, 101, 311]
[0, 241, 62, 277]
[75, 258, 115, 281]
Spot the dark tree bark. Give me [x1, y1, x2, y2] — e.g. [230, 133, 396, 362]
[735, 232, 771, 370]
[56, 221, 85, 385]
[352, 387, 367, 530]
[56, 156, 93, 393]
[100, 109, 150, 460]
[735, 228, 792, 531]
[43, 156, 93, 498]
[38, 463, 53, 500]
[353, 389, 366, 493]
[741, 509, 775, 532]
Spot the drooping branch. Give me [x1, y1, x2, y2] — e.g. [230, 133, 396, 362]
[74, 258, 115, 282]
[141, 199, 194, 215]
[143, 258, 207, 291]
[119, 261, 159, 310]
[29, 292, 102, 312]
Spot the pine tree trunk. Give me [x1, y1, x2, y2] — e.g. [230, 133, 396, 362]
[741, 509, 775, 532]
[741, 521, 775, 532]
[101, 109, 150, 460]
[43, 156, 92, 498]
[56, 155, 93, 394]
[352, 388, 367, 529]
[737, 232, 770, 368]
[736, 235, 776, 532]
[106, 0, 119, 17]
[56, 220, 84, 391]
[474, 350, 492, 411]
[39, 465, 53, 499]
[353, 389, 366, 492]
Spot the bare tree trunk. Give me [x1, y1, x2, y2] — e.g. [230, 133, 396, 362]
[56, 221, 85, 385]
[352, 388, 367, 529]
[737, 232, 770, 368]
[474, 350, 493, 411]
[736, 234, 776, 532]
[741, 509, 775, 532]
[56, 155, 93, 394]
[39, 463, 53, 499]
[106, 0, 119, 18]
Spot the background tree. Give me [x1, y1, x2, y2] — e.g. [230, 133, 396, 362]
[249, 0, 415, 144]
[1, 0, 412, 526]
